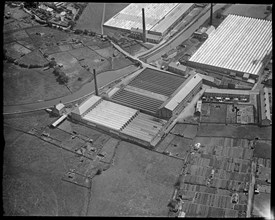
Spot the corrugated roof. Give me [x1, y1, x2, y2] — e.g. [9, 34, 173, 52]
[121, 112, 166, 142]
[189, 14, 272, 75]
[104, 4, 178, 32]
[164, 74, 202, 111]
[72, 95, 102, 116]
[83, 100, 138, 131]
[150, 3, 194, 34]
[104, 3, 194, 35]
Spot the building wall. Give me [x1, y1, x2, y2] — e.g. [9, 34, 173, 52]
[157, 80, 202, 119]
[186, 60, 259, 81]
[70, 112, 82, 121]
[203, 92, 250, 100]
[168, 65, 188, 77]
[173, 80, 202, 115]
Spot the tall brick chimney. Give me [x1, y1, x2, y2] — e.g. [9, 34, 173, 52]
[93, 69, 99, 96]
[142, 8, 146, 43]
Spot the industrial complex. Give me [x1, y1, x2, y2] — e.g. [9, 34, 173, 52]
[188, 14, 272, 83]
[3, 2, 272, 218]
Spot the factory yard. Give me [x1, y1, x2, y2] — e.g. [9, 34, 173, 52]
[200, 102, 256, 124]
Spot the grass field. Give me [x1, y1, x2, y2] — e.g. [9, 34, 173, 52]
[3, 63, 70, 105]
[87, 141, 183, 216]
[253, 141, 271, 159]
[75, 3, 129, 34]
[3, 112, 89, 216]
[104, 3, 129, 22]
[75, 3, 104, 33]
[197, 124, 272, 140]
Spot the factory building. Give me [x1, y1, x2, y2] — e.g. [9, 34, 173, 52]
[188, 14, 272, 83]
[70, 95, 166, 146]
[203, 88, 250, 101]
[110, 67, 187, 116]
[52, 103, 66, 116]
[103, 3, 195, 43]
[193, 25, 215, 40]
[259, 87, 272, 126]
[168, 61, 189, 77]
[157, 74, 202, 119]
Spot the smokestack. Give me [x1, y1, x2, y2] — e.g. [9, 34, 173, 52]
[210, 3, 213, 25]
[142, 8, 146, 43]
[93, 69, 99, 96]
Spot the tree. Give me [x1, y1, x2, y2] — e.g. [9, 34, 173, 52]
[83, 29, 89, 35]
[49, 60, 57, 68]
[96, 169, 102, 175]
[53, 66, 61, 76]
[57, 72, 69, 84]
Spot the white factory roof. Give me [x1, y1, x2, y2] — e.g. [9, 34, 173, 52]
[150, 3, 194, 34]
[83, 100, 139, 131]
[72, 95, 102, 116]
[189, 14, 272, 76]
[164, 74, 202, 111]
[104, 3, 193, 35]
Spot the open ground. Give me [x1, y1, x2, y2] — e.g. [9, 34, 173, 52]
[4, 17, 134, 105]
[87, 141, 183, 216]
[75, 3, 129, 34]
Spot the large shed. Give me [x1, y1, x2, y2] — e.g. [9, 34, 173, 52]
[188, 14, 272, 81]
[157, 74, 203, 119]
[103, 3, 194, 37]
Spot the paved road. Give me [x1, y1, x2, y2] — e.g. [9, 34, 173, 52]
[139, 4, 227, 63]
[3, 65, 138, 114]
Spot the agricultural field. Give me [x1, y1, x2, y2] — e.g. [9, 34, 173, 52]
[3, 63, 70, 105]
[75, 3, 129, 34]
[173, 135, 254, 217]
[253, 140, 271, 159]
[87, 141, 183, 216]
[4, 14, 134, 105]
[3, 114, 88, 216]
[104, 3, 130, 22]
[197, 124, 272, 140]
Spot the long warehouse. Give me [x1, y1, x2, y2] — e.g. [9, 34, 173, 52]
[103, 3, 195, 38]
[188, 14, 272, 82]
